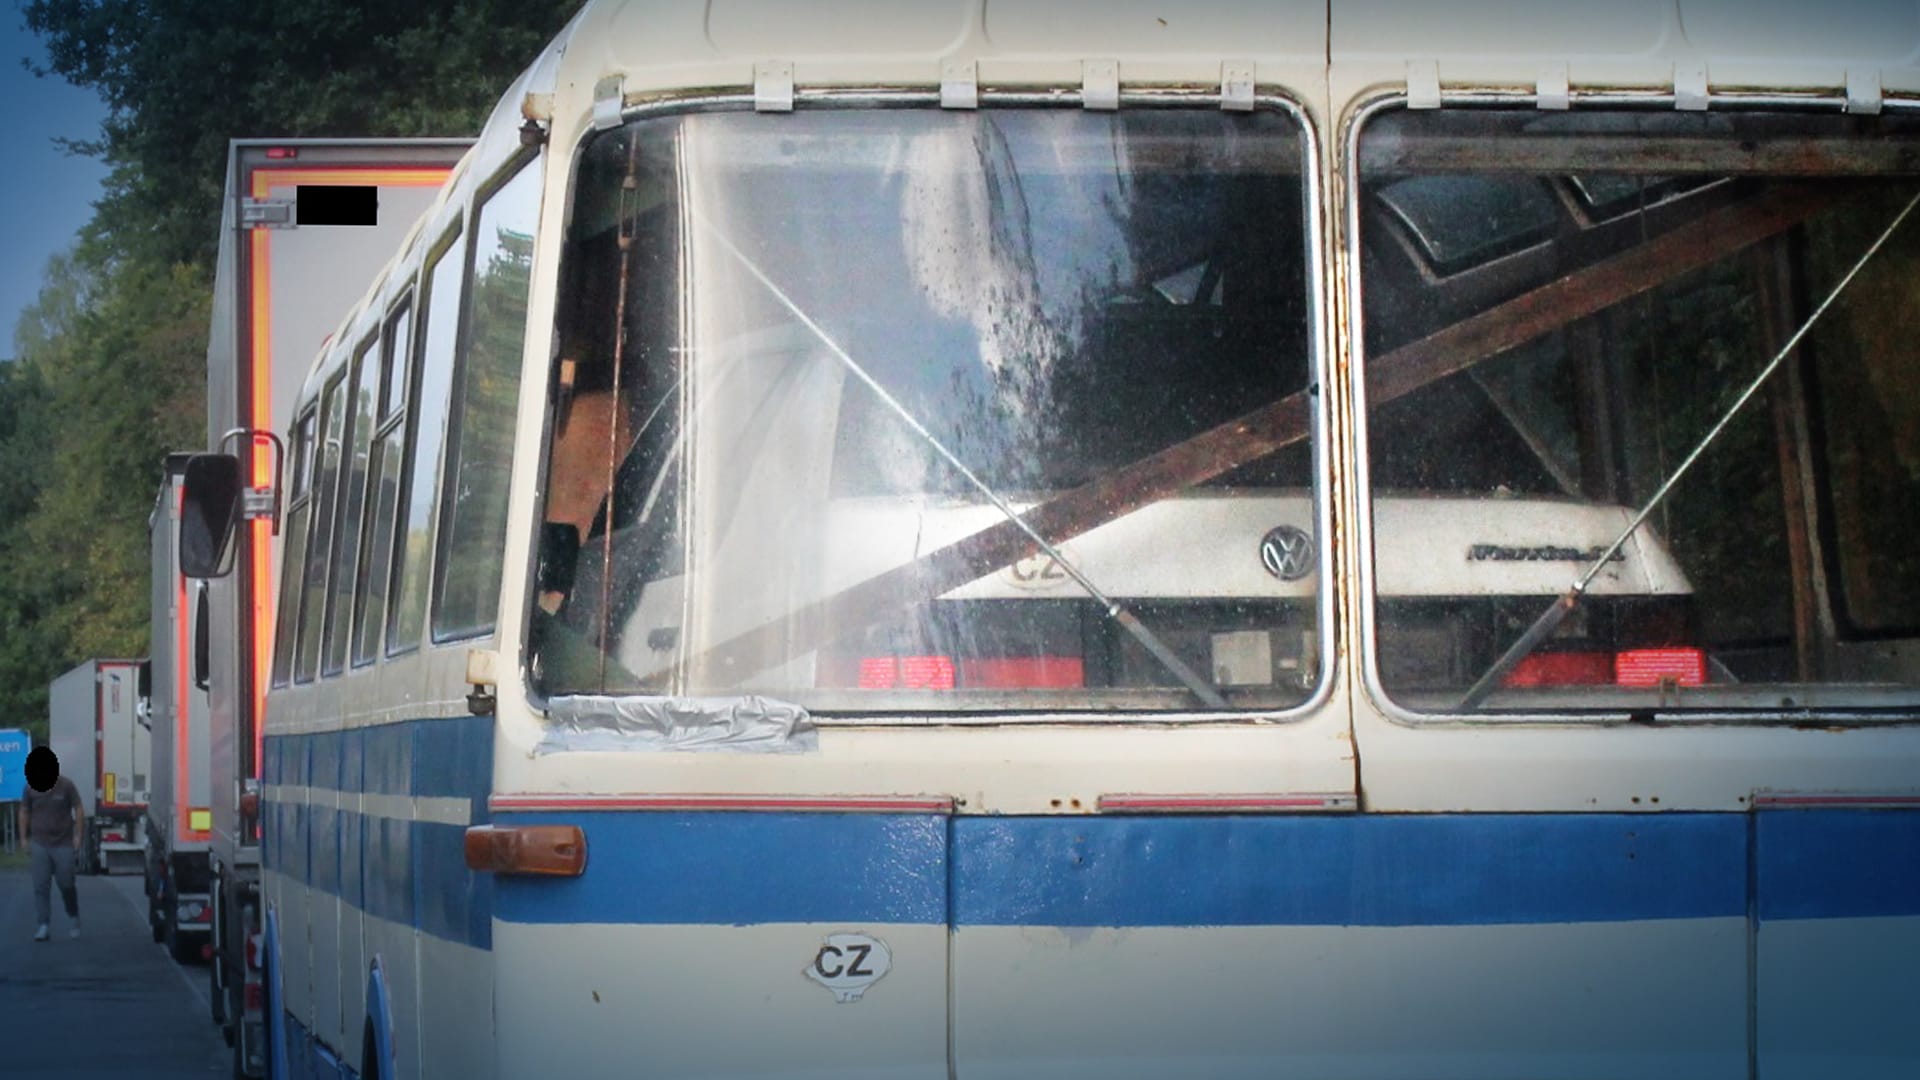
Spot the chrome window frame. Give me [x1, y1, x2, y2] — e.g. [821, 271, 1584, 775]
[520, 84, 1337, 728]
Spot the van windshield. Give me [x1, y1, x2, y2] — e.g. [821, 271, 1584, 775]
[532, 107, 1317, 711]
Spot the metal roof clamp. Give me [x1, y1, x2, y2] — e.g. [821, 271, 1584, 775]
[1847, 68, 1884, 115]
[1407, 60, 1441, 110]
[1674, 61, 1710, 112]
[755, 60, 795, 113]
[1083, 59, 1120, 111]
[1221, 59, 1256, 112]
[590, 74, 624, 131]
[941, 59, 979, 109]
[1537, 62, 1570, 111]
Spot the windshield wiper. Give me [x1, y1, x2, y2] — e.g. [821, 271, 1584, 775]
[1460, 187, 1920, 709]
[692, 212, 1229, 708]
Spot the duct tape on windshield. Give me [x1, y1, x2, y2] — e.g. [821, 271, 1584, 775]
[538, 694, 817, 754]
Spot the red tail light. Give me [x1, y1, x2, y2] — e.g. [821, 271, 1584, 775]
[960, 656, 1085, 689]
[1615, 647, 1706, 687]
[104, 831, 125, 842]
[244, 982, 264, 1013]
[1504, 648, 1708, 688]
[857, 655, 956, 690]
[245, 932, 262, 971]
[1504, 651, 1613, 687]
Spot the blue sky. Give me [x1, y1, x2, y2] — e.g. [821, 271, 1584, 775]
[0, 13, 108, 358]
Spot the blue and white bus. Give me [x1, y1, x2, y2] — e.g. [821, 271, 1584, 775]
[180, 1, 1920, 1077]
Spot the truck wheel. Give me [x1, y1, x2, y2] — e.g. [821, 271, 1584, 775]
[166, 906, 198, 965]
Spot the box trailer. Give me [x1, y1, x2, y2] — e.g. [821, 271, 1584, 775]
[147, 453, 215, 963]
[46, 659, 148, 874]
[190, 138, 469, 1075]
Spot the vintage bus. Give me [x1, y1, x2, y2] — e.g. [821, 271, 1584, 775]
[177, 1, 1920, 1077]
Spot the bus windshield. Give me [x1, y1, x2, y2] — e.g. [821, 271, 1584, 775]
[532, 107, 1317, 712]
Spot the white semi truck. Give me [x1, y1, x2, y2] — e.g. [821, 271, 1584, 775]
[146, 453, 215, 964]
[46, 658, 148, 875]
[185, 137, 469, 1076]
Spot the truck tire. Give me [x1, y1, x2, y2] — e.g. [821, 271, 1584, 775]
[166, 904, 199, 965]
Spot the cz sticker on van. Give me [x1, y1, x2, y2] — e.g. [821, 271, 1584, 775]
[805, 932, 892, 1003]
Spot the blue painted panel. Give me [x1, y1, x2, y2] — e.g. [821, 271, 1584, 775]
[953, 814, 1747, 927]
[292, 737, 312, 887]
[362, 721, 410, 797]
[1757, 809, 1920, 920]
[310, 731, 341, 895]
[492, 812, 1742, 929]
[261, 715, 494, 948]
[340, 728, 364, 910]
[362, 722, 413, 931]
[412, 714, 493, 799]
[411, 716, 493, 948]
[492, 812, 952, 926]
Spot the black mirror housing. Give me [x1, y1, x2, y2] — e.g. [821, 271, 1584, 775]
[181, 453, 244, 579]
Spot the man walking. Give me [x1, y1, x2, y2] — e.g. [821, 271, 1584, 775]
[18, 746, 83, 941]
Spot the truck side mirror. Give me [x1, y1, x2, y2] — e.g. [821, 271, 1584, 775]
[181, 453, 243, 579]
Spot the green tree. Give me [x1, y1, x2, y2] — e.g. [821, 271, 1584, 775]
[24, 0, 578, 266]
[0, 2, 577, 734]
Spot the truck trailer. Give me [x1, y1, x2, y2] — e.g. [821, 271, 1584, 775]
[46, 659, 148, 875]
[190, 137, 469, 1076]
[146, 453, 215, 963]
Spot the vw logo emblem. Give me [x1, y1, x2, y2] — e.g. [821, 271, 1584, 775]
[1259, 525, 1314, 581]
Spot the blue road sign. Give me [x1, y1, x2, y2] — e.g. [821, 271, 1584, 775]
[0, 728, 29, 802]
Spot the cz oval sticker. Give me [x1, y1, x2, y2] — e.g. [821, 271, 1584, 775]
[805, 932, 892, 1003]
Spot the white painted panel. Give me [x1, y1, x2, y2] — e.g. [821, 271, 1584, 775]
[341, 902, 365, 1076]
[494, 923, 946, 1079]
[361, 913, 424, 1080]
[312, 890, 342, 1055]
[954, 921, 1746, 1080]
[708, 0, 973, 57]
[1331, 0, 1672, 59]
[416, 935, 496, 1080]
[1354, 699, 1920, 812]
[265, 867, 314, 1031]
[986, 0, 1324, 57]
[1679, 0, 1920, 63]
[1758, 915, 1920, 1078]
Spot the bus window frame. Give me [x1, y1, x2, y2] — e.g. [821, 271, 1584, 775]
[430, 147, 544, 647]
[1344, 90, 1920, 727]
[295, 368, 350, 686]
[320, 329, 381, 678]
[352, 288, 417, 669]
[386, 221, 469, 659]
[520, 88, 1338, 726]
[270, 403, 319, 690]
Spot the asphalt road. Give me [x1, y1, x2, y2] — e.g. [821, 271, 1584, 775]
[0, 864, 228, 1079]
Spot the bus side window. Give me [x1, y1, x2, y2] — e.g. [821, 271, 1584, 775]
[322, 332, 379, 676]
[388, 224, 468, 656]
[295, 372, 348, 684]
[433, 155, 543, 642]
[353, 294, 413, 667]
[270, 407, 317, 688]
